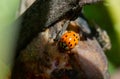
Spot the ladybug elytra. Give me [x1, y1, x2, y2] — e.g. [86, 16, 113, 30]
[59, 31, 80, 50]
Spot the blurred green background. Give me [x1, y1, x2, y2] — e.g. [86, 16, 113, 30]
[0, 0, 19, 79]
[83, 0, 120, 78]
[0, 0, 120, 79]
[83, 0, 120, 75]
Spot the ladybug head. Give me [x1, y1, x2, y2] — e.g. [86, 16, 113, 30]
[59, 42, 70, 50]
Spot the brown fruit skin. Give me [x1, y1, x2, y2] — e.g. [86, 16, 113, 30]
[11, 18, 109, 79]
[71, 38, 109, 79]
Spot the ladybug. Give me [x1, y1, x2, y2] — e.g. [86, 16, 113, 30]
[59, 31, 80, 50]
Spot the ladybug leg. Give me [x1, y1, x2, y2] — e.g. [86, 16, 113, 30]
[54, 20, 70, 41]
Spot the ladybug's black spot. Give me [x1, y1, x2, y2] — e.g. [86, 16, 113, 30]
[70, 44, 72, 47]
[65, 35, 68, 37]
[74, 39, 75, 41]
[73, 34, 75, 36]
[68, 42, 70, 44]
[75, 43, 77, 45]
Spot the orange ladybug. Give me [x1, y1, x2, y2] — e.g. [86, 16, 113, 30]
[59, 31, 80, 50]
